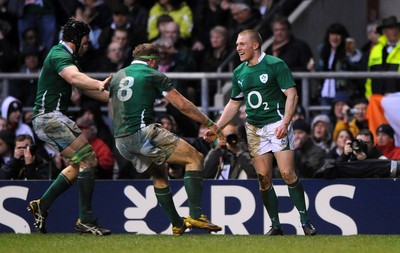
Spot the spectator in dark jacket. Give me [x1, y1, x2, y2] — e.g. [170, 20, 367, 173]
[0, 134, 50, 179]
[292, 119, 326, 178]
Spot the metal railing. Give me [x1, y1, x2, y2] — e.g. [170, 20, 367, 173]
[1, 71, 400, 118]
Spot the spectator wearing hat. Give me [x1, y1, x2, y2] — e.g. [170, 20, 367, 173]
[376, 124, 400, 160]
[365, 15, 400, 97]
[310, 114, 334, 153]
[0, 96, 34, 139]
[333, 98, 369, 142]
[9, 45, 42, 108]
[98, 4, 147, 53]
[292, 119, 326, 178]
[76, 116, 115, 179]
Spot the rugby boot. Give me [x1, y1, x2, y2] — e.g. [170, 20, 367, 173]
[265, 226, 284, 236]
[185, 214, 222, 233]
[27, 199, 47, 234]
[302, 221, 317, 236]
[75, 219, 111, 236]
[172, 217, 189, 236]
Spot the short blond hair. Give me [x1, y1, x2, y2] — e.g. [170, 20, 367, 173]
[132, 43, 160, 59]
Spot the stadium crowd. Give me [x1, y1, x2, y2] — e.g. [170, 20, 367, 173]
[0, 0, 399, 180]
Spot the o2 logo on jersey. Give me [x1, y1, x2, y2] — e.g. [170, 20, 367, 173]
[117, 76, 134, 101]
[259, 74, 268, 84]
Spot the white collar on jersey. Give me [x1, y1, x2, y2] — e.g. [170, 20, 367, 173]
[60, 41, 73, 54]
[131, 60, 148, 65]
[246, 52, 266, 65]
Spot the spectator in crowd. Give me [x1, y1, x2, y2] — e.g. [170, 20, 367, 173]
[19, 27, 47, 63]
[365, 16, 400, 97]
[360, 21, 380, 71]
[310, 114, 334, 154]
[198, 25, 231, 105]
[265, 15, 314, 92]
[147, 0, 193, 42]
[0, 21, 19, 72]
[0, 117, 7, 131]
[0, 130, 14, 167]
[292, 119, 326, 178]
[191, 0, 231, 52]
[292, 104, 307, 122]
[160, 20, 191, 51]
[229, 1, 261, 45]
[98, 4, 147, 53]
[110, 28, 134, 66]
[156, 113, 180, 135]
[1, 96, 34, 139]
[79, 102, 113, 151]
[76, 117, 115, 179]
[376, 124, 400, 160]
[326, 128, 353, 160]
[265, 15, 314, 101]
[328, 91, 352, 131]
[333, 98, 369, 142]
[123, 0, 149, 29]
[9, 45, 41, 107]
[74, 0, 113, 50]
[317, 23, 362, 105]
[150, 14, 174, 42]
[336, 129, 386, 163]
[16, 0, 57, 52]
[96, 41, 126, 72]
[0, 134, 50, 180]
[203, 122, 256, 179]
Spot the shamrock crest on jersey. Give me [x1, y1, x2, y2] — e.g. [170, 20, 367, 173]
[259, 74, 268, 83]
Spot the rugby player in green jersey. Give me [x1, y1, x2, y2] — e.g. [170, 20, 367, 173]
[109, 43, 224, 235]
[27, 20, 111, 235]
[205, 29, 317, 236]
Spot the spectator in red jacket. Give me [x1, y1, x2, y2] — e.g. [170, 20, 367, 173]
[376, 124, 400, 160]
[77, 117, 115, 179]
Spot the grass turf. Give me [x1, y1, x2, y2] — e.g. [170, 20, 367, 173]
[1, 234, 400, 253]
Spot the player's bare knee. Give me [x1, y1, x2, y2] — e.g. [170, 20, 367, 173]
[257, 174, 271, 190]
[281, 170, 297, 185]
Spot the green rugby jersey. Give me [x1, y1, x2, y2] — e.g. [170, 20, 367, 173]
[109, 61, 174, 138]
[231, 54, 296, 127]
[33, 43, 79, 118]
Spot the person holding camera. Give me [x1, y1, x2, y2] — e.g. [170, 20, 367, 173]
[333, 98, 369, 142]
[203, 123, 256, 179]
[336, 129, 385, 163]
[0, 134, 50, 180]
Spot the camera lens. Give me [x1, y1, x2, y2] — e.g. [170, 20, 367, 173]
[226, 134, 239, 146]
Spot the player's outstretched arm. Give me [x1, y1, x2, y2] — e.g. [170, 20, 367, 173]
[165, 88, 224, 139]
[60, 66, 112, 91]
[204, 99, 241, 142]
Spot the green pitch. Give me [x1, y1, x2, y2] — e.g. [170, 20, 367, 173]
[1, 234, 399, 253]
